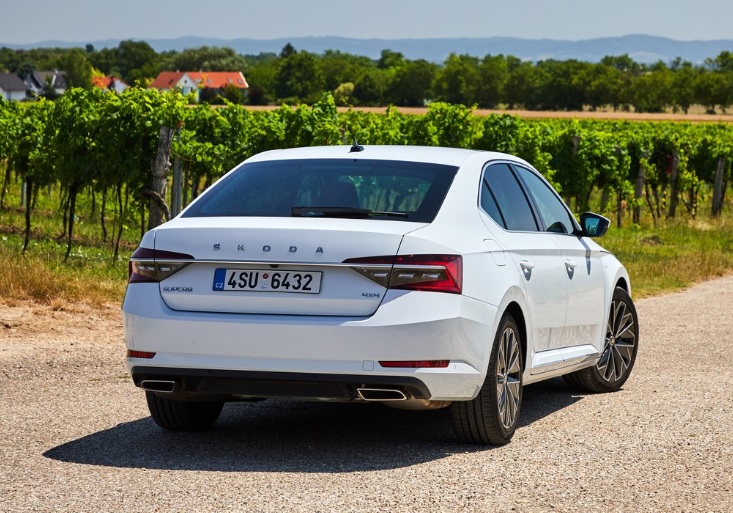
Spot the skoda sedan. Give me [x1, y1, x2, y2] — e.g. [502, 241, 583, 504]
[123, 144, 638, 445]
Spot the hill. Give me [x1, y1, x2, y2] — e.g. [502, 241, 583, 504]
[2, 34, 732, 63]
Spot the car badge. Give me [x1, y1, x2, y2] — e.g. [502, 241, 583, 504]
[213, 243, 221, 250]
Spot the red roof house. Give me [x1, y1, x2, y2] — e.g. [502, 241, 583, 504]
[91, 76, 128, 93]
[149, 71, 248, 101]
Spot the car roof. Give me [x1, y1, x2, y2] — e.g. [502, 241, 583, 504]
[245, 145, 526, 168]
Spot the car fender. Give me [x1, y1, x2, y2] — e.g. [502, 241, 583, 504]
[477, 284, 532, 379]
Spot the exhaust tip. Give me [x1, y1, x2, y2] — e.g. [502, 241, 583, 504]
[357, 387, 407, 401]
[140, 380, 178, 393]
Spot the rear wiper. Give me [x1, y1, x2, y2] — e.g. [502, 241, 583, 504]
[291, 207, 409, 218]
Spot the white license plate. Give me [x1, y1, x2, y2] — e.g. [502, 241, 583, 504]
[213, 268, 322, 294]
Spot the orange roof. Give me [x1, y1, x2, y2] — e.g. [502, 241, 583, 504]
[149, 71, 186, 90]
[150, 71, 249, 90]
[91, 76, 127, 89]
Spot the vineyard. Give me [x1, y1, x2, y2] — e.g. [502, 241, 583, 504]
[1, 88, 732, 263]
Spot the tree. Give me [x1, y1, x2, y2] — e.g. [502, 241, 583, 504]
[505, 62, 550, 110]
[172, 46, 247, 72]
[353, 69, 390, 106]
[433, 54, 480, 106]
[477, 55, 509, 108]
[378, 49, 404, 70]
[62, 48, 93, 88]
[275, 50, 325, 102]
[386, 59, 438, 106]
[320, 50, 373, 92]
[671, 64, 697, 114]
[115, 40, 160, 84]
[632, 64, 673, 113]
[585, 64, 624, 111]
[244, 53, 278, 105]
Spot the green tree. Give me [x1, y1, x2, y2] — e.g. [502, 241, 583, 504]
[62, 48, 93, 88]
[115, 40, 160, 84]
[172, 46, 247, 72]
[353, 69, 390, 106]
[433, 54, 480, 106]
[275, 50, 325, 102]
[477, 55, 509, 108]
[386, 59, 438, 107]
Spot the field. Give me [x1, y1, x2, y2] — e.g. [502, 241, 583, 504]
[245, 104, 733, 123]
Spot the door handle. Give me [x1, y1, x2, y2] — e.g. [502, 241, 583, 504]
[519, 260, 534, 280]
[519, 260, 535, 271]
[564, 259, 578, 269]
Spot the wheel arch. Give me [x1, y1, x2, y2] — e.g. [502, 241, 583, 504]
[503, 301, 527, 372]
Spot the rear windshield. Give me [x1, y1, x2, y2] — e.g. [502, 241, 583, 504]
[182, 158, 458, 223]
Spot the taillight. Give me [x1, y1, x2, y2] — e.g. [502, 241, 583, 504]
[344, 254, 462, 294]
[128, 247, 194, 283]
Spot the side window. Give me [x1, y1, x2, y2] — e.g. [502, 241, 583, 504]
[480, 179, 506, 228]
[481, 163, 538, 232]
[514, 166, 576, 234]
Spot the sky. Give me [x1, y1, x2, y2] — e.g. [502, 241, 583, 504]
[0, 0, 731, 45]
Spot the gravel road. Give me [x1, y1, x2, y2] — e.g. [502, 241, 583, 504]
[1, 276, 732, 513]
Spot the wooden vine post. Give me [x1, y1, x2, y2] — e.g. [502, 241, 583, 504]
[712, 157, 726, 216]
[147, 126, 175, 229]
[667, 151, 680, 219]
[633, 151, 649, 225]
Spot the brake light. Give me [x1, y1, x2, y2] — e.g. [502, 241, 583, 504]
[344, 254, 462, 294]
[128, 247, 194, 283]
[379, 360, 450, 368]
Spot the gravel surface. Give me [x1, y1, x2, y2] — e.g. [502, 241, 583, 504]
[1, 276, 732, 513]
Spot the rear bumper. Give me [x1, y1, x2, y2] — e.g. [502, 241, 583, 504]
[123, 284, 498, 401]
[131, 367, 431, 401]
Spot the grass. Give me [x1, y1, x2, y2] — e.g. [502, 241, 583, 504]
[0, 185, 134, 307]
[602, 216, 733, 297]
[0, 180, 732, 306]
[0, 232, 129, 308]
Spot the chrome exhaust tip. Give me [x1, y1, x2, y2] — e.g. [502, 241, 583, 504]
[140, 380, 177, 393]
[356, 387, 408, 401]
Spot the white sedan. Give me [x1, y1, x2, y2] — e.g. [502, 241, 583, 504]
[123, 144, 638, 445]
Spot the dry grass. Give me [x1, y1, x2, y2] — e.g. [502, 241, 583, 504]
[0, 240, 127, 308]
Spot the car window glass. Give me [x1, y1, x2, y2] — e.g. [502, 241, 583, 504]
[482, 163, 538, 231]
[480, 179, 506, 228]
[514, 166, 575, 234]
[182, 159, 458, 223]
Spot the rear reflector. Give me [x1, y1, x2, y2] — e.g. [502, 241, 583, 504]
[379, 360, 450, 368]
[128, 247, 194, 283]
[344, 254, 462, 294]
[126, 350, 156, 359]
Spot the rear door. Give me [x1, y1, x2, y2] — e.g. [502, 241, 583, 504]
[480, 162, 568, 352]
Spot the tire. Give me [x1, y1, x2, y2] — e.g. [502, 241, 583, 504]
[563, 286, 639, 393]
[145, 392, 224, 431]
[451, 313, 523, 445]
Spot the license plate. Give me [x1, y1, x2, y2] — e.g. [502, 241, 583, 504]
[213, 268, 322, 294]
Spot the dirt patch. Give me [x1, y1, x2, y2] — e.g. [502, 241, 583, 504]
[0, 299, 122, 349]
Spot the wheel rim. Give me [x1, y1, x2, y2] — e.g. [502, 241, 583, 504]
[597, 298, 637, 383]
[496, 327, 522, 430]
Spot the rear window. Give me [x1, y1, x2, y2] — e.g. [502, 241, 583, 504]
[182, 159, 458, 223]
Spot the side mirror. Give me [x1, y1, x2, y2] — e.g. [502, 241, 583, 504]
[579, 212, 610, 238]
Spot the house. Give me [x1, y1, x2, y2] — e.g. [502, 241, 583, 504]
[149, 71, 248, 101]
[0, 73, 28, 101]
[91, 75, 128, 93]
[25, 70, 68, 97]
